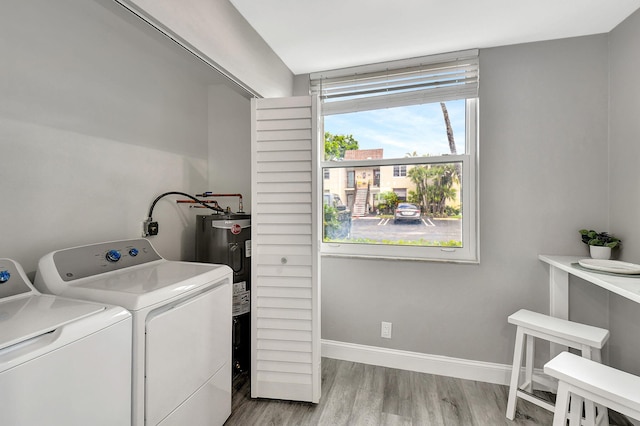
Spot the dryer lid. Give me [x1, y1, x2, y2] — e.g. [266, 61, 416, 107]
[54, 261, 232, 311]
[0, 294, 104, 351]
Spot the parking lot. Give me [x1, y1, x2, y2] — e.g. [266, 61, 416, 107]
[349, 216, 462, 243]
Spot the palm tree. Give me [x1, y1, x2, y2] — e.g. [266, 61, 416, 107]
[407, 165, 429, 211]
[440, 102, 462, 181]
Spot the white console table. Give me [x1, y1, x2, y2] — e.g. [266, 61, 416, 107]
[539, 254, 640, 356]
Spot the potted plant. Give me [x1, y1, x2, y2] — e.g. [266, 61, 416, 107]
[579, 229, 621, 259]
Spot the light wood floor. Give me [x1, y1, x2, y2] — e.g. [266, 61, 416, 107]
[224, 357, 632, 426]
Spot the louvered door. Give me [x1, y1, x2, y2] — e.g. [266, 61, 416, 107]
[250, 95, 320, 403]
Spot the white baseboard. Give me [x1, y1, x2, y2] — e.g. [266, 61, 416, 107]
[322, 339, 514, 386]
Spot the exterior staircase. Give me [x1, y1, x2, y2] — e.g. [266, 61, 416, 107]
[352, 187, 368, 217]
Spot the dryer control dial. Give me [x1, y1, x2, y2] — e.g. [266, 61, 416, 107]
[129, 248, 139, 257]
[0, 270, 10, 284]
[105, 249, 122, 263]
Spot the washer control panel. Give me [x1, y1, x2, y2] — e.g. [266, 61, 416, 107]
[0, 259, 33, 299]
[52, 239, 162, 282]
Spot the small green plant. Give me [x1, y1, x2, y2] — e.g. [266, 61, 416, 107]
[579, 229, 621, 248]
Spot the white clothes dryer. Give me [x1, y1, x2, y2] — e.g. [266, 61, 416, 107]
[34, 238, 233, 426]
[0, 258, 132, 426]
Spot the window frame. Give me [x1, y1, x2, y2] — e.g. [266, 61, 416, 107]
[393, 165, 407, 177]
[319, 99, 478, 263]
[312, 50, 479, 263]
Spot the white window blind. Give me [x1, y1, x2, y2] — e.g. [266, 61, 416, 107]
[310, 49, 478, 115]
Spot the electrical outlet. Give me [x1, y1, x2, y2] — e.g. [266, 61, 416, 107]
[381, 321, 392, 339]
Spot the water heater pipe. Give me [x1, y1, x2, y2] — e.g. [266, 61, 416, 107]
[194, 193, 244, 213]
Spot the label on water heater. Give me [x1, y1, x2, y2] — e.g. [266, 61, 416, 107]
[245, 240, 251, 257]
[233, 290, 250, 316]
[233, 281, 246, 294]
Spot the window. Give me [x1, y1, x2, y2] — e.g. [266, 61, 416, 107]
[313, 50, 478, 262]
[393, 165, 407, 177]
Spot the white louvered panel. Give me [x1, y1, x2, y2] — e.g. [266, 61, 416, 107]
[255, 234, 311, 245]
[257, 276, 311, 289]
[256, 161, 312, 173]
[251, 95, 320, 403]
[256, 265, 312, 277]
[257, 286, 312, 299]
[258, 350, 313, 364]
[257, 329, 311, 341]
[257, 254, 311, 266]
[256, 129, 312, 141]
[258, 307, 312, 320]
[257, 361, 312, 375]
[257, 296, 312, 310]
[258, 245, 312, 256]
[256, 140, 312, 152]
[257, 182, 311, 194]
[256, 118, 311, 131]
[256, 150, 311, 162]
[256, 107, 311, 120]
[256, 181, 311, 193]
[257, 224, 311, 235]
[258, 317, 312, 331]
[256, 214, 311, 225]
[256, 193, 311, 205]
[257, 339, 311, 352]
[258, 371, 311, 382]
[257, 170, 311, 183]
[256, 371, 312, 385]
[256, 203, 312, 214]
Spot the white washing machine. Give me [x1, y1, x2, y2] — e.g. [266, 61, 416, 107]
[34, 239, 233, 426]
[0, 258, 132, 426]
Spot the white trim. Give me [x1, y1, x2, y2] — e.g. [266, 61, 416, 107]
[322, 339, 516, 386]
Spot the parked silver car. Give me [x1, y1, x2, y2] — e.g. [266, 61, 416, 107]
[394, 203, 421, 223]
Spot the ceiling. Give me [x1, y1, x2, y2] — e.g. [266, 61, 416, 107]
[229, 0, 639, 75]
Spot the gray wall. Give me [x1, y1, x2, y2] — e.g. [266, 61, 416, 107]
[207, 84, 252, 215]
[608, 8, 640, 374]
[321, 34, 612, 365]
[0, 0, 246, 272]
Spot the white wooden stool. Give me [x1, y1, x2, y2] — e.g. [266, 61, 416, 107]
[545, 351, 639, 426]
[506, 309, 610, 424]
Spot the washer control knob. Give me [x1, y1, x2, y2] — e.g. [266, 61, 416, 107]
[105, 250, 122, 263]
[0, 270, 10, 284]
[129, 248, 139, 257]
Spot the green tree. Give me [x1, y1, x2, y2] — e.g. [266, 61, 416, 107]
[324, 132, 359, 160]
[377, 191, 399, 214]
[408, 163, 458, 217]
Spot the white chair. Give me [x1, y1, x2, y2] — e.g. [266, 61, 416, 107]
[506, 309, 609, 424]
[545, 351, 639, 426]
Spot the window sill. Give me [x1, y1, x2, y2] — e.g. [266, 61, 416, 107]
[320, 251, 479, 265]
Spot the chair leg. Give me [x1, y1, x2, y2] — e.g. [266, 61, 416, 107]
[524, 334, 535, 393]
[580, 347, 608, 426]
[553, 381, 571, 426]
[506, 327, 526, 420]
[569, 392, 583, 425]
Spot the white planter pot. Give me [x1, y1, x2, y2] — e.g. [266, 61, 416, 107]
[589, 245, 612, 260]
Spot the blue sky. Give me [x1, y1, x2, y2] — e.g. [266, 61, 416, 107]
[324, 99, 466, 159]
